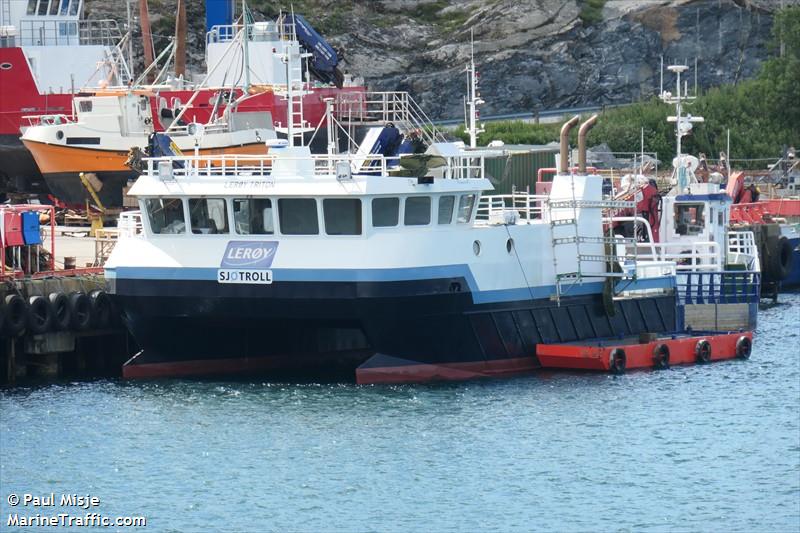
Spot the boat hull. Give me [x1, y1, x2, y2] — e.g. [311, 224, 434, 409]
[111, 275, 679, 381]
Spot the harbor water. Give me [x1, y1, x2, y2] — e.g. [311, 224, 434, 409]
[1, 296, 798, 532]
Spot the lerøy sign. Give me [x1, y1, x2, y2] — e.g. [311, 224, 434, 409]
[218, 241, 278, 284]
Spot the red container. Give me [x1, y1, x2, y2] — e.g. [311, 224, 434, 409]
[2, 211, 25, 247]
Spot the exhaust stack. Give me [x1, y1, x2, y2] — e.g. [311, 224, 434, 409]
[578, 114, 599, 174]
[559, 115, 581, 174]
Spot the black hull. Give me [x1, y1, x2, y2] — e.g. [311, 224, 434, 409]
[112, 276, 678, 379]
[43, 170, 134, 207]
[0, 134, 48, 193]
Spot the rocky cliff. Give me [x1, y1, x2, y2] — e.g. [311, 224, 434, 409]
[85, 0, 788, 120]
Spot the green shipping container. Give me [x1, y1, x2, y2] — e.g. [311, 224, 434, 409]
[483, 144, 560, 195]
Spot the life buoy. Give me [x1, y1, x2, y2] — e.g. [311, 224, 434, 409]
[89, 290, 112, 329]
[735, 336, 752, 360]
[27, 295, 53, 334]
[68, 292, 92, 331]
[610, 348, 626, 375]
[764, 237, 794, 282]
[653, 343, 670, 369]
[3, 294, 27, 337]
[48, 292, 71, 331]
[695, 339, 712, 364]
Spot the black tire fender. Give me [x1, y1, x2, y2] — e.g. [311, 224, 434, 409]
[735, 336, 752, 360]
[610, 348, 626, 375]
[653, 343, 670, 370]
[3, 293, 27, 337]
[696, 339, 712, 364]
[48, 292, 71, 331]
[68, 292, 92, 331]
[89, 290, 112, 329]
[27, 295, 53, 334]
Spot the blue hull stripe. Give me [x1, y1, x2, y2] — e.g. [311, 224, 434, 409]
[106, 265, 631, 304]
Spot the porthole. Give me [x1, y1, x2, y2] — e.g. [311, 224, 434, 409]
[473, 240, 481, 256]
[56, 130, 64, 140]
[0, 62, 12, 70]
[506, 238, 514, 254]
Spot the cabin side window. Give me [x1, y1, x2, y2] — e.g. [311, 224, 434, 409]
[674, 203, 705, 236]
[233, 199, 274, 235]
[372, 197, 399, 227]
[404, 196, 431, 226]
[457, 194, 476, 223]
[323, 199, 362, 235]
[78, 100, 92, 113]
[189, 198, 229, 234]
[438, 195, 455, 224]
[144, 198, 186, 234]
[278, 198, 319, 235]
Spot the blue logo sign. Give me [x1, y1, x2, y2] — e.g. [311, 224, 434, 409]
[220, 241, 278, 269]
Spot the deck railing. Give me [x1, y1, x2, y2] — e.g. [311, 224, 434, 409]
[18, 19, 122, 46]
[145, 151, 486, 182]
[676, 271, 761, 304]
[476, 193, 548, 222]
[118, 211, 143, 239]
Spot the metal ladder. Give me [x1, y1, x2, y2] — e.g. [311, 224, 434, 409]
[548, 175, 638, 303]
[0, 0, 10, 27]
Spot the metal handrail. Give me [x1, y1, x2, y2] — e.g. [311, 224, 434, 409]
[676, 270, 761, 304]
[118, 211, 143, 239]
[477, 193, 548, 222]
[18, 19, 122, 46]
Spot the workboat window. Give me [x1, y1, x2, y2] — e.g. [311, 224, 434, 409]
[37, 0, 47, 15]
[674, 203, 705, 236]
[405, 196, 431, 226]
[278, 198, 319, 235]
[324, 199, 362, 235]
[233, 199, 274, 235]
[438, 195, 455, 224]
[457, 194, 476, 223]
[69, 0, 78, 15]
[189, 198, 229, 234]
[78, 100, 92, 113]
[26, 0, 36, 15]
[145, 198, 186, 234]
[372, 197, 399, 227]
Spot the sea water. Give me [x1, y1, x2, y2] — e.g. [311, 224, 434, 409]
[1, 295, 798, 532]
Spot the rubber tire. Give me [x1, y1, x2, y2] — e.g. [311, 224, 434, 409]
[653, 343, 670, 370]
[610, 348, 626, 375]
[696, 339, 712, 364]
[736, 336, 752, 360]
[3, 294, 27, 337]
[48, 292, 71, 331]
[27, 295, 53, 334]
[68, 292, 92, 331]
[765, 237, 794, 282]
[89, 290, 112, 329]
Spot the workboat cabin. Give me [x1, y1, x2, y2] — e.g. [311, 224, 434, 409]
[106, 113, 761, 383]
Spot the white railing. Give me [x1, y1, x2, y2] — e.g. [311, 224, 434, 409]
[634, 241, 721, 271]
[727, 230, 760, 271]
[145, 151, 487, 182]
[18, 19, 122, 46]
[477, 193, 548, 223]
[333, 91, 446, 145]
[118, 210, 143, 239]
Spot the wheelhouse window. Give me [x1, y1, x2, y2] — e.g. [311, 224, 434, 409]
[674, 203, 705, 236]
[404, 196, 431, 226]
[278, 198, 319, 235]
[372, 197, 399, 227]
[457, 194, 476, 223]
[189, 198, 229, 234]
[144, 198, 185, 234]
[233, 198, 274, 235]
[323, 199, 362, 235]
[438, 195, 455, 224]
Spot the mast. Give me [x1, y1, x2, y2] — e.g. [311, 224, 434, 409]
[126, 0, 134, 79]
[466, 29, 484, 149]
[242, 0, 251, 90]
[139, 0, 155, 83]
[662, 64, 703, 189]
[174, 0, 187, 78]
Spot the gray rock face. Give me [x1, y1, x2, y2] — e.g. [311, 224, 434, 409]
[85, 0, 781, 119]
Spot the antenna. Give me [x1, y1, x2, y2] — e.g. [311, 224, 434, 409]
[242, 0, 250, 90]
[466, 28, 484, 149]
[659, 55, 664, 97]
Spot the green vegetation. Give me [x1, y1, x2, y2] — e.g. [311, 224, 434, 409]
[456, 7, 800, 165]
[579, 0, 607, 26]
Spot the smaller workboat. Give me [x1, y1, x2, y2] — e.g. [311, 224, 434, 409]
[20, 91, 276, 208]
